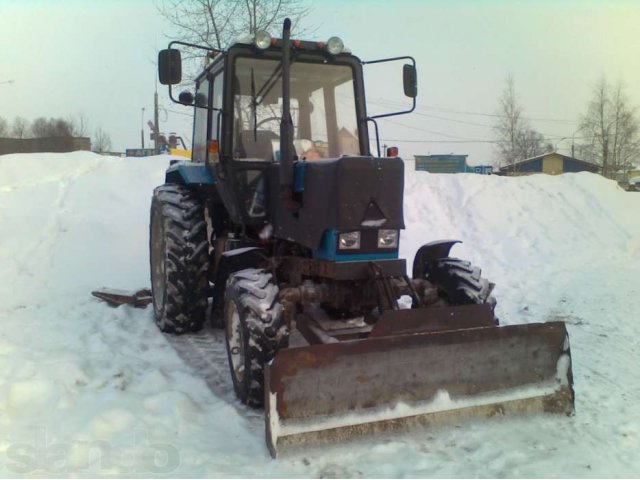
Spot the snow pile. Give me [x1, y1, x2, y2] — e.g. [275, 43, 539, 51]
[402, 169, 639, 266]
[0, 151, 639, 477]
[401, 170, 640, 323]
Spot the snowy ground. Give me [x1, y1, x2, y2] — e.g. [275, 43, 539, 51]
[0, 151, 639, 477]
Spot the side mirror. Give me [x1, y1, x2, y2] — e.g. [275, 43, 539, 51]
[403, 64, 417, 98]
[158, 49, 182, 85]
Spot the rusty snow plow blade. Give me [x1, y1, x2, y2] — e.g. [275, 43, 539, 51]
[91, 288, 152, 308]
[265, 319, 574, 457]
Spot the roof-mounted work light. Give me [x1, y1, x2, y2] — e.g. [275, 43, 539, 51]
[254, 30, 272, 50]
[326, 36, 344, 55]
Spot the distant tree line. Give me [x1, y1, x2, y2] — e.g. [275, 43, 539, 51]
[0, 115, 85, 139]
[0, 114, 111, 153]
[494, 75, 639, 180]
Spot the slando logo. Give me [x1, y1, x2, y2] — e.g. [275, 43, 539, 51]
[4, 426, 180, 475]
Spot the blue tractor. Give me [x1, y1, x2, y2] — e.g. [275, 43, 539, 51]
[151, 19, 574, 457]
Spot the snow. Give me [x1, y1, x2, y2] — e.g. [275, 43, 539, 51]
[361, 219, 387, 227]
[1, 151, 640, 477]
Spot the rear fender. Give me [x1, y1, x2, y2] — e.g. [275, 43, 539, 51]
[412, 239, 461, 278]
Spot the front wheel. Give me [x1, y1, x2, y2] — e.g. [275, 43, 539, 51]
[423, 257, 498, 321]
[224, 269, 288, 407]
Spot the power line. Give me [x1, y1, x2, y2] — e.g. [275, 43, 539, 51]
[165, 108, 193, 117]
[418, 104, 579, 124]
[410, 111, 494, 128]
[369, 98, 586, 146]
[381, 117, 485, 140]
[370, 98, 495, 128]
[368, 97, 580, 125]
[380, 138, 498, 144]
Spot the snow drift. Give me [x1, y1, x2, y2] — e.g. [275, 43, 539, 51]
[0, 151, 639, 477]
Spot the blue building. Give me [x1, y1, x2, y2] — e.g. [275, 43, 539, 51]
[414, 154, 493, 175]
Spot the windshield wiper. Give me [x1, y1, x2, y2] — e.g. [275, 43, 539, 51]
[253, 53, 297, 109]
[251, 67, 257, 141]
[249, 54, 297, 143]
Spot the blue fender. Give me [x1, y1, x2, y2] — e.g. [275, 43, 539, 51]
[165, 161, 215, 186]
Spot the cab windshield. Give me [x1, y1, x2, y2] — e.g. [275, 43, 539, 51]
[232, 57, 360, 160]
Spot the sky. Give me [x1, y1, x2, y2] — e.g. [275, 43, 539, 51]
[1, 0, 640, 164]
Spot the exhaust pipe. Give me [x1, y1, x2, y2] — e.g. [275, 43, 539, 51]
[279, 18, 295, 201]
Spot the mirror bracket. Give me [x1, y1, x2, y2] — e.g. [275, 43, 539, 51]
[362, 55, 417, 120]
[158, 41, 223, 108]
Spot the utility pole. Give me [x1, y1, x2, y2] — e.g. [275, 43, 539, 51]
[154, 90, 160, 154]
[141, 107, 145, 149]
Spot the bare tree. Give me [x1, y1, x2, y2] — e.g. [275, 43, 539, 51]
[68, 113, 90, 137]
[50, 118, 73, 137]
[0, 117, 8, 137]
[11, 116, 30, 138]
[30, 117, 74, 138]
[158, 0, 311, 66]
[30, 118, 49, 138]
[92, 128, 112, 153]
[494, 75, 548, 167]
[494, 75, 523, 167]
[515, 128, 552, 160]
[578, 77, 639, 179]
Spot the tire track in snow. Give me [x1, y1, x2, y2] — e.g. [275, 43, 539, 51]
[11, 179, 72, 298]
[2, 160, 103, 312]
[0, 156, 102, 193]
[163, 319, 268, 431]
[163, 319, 257, 411]
[543, 259, 640, 468]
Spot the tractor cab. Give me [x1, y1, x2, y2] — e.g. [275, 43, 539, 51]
[160, 34, 372, 161]
[159, 29, 416, 235]
[230, 53, 363, 161]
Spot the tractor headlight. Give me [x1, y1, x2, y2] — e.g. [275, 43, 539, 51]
[377, 229, 398, 248]
[254, 30, 272, 50]
[326, 36, 344, 55]
[338, 231, 361, 250]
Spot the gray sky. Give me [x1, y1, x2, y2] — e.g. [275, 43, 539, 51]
[1, 0, 640, 164]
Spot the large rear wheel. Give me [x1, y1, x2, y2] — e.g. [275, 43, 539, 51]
[150, 184, 209, 333]
[224, 269, 288, 407]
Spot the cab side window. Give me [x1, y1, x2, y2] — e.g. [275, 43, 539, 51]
[192, 78, 210, 162]
[210, 72, 223, 142]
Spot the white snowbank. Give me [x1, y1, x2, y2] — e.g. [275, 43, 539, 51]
[0, 151, 639, 477]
